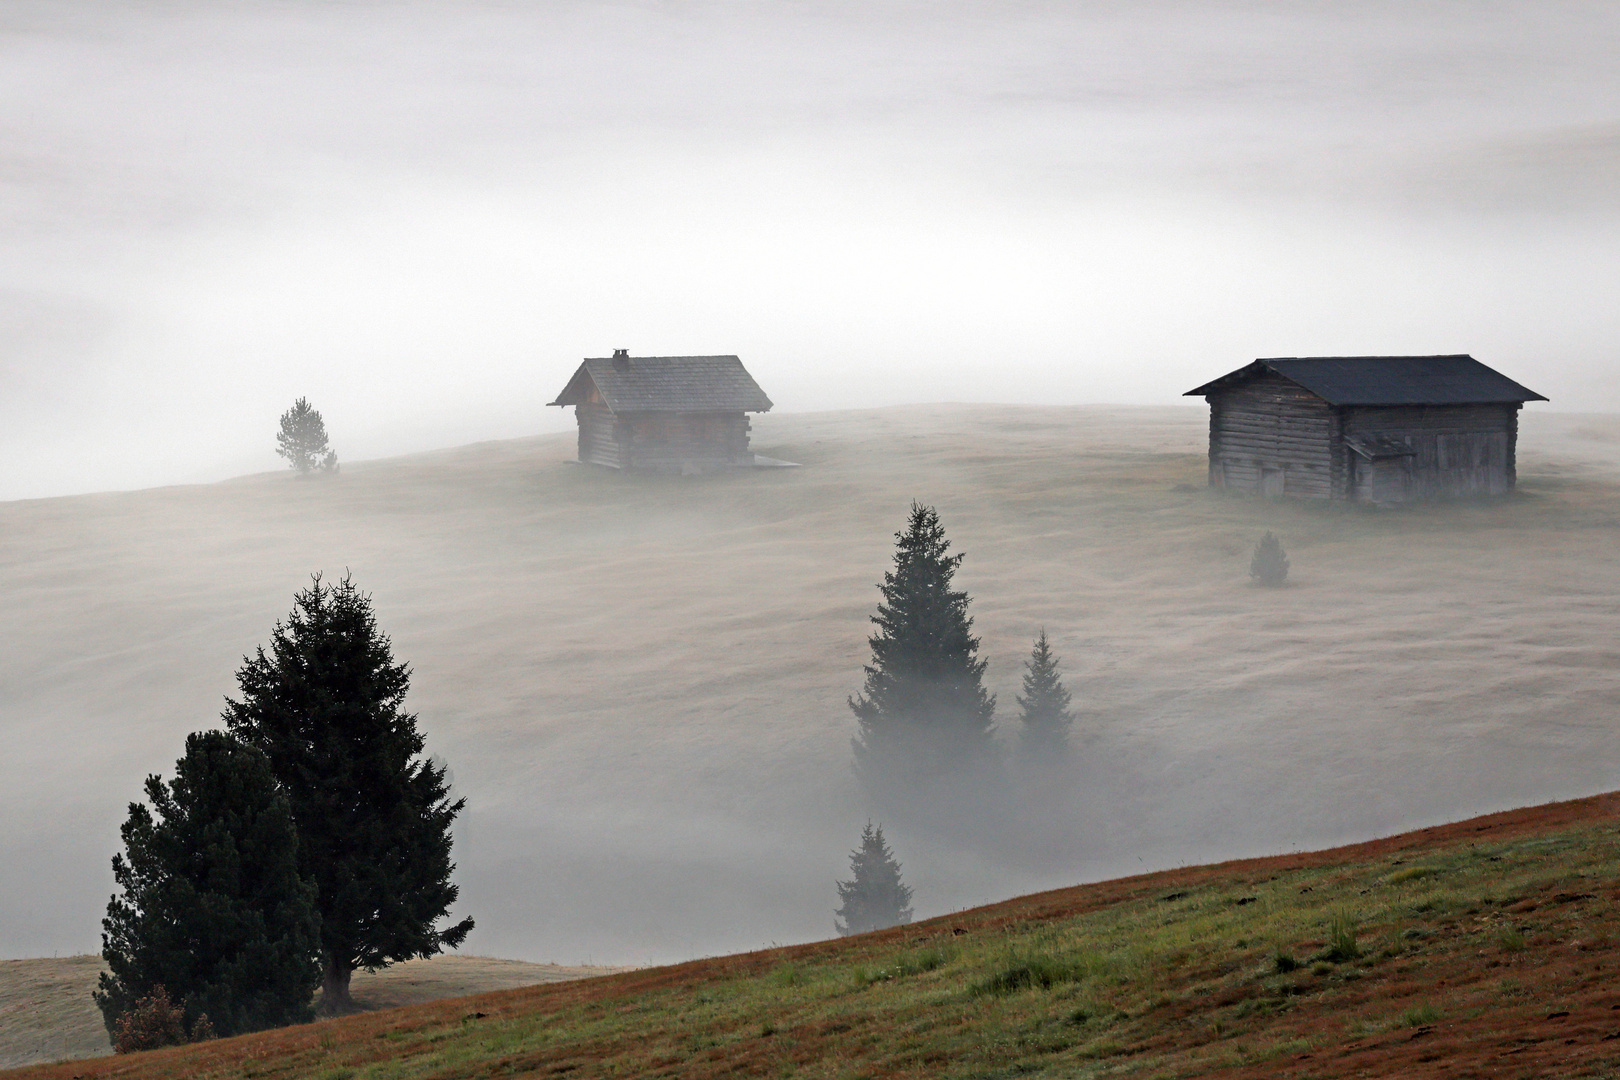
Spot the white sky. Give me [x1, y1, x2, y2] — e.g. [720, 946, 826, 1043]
[2, 1, 1618, 500]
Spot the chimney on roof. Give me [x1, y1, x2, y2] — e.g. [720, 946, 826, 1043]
[612, 348, 630, 372]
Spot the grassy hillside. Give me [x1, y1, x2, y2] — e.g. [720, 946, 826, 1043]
[0, 956, 620, 1070]
[9, 792, 1620, 1079]
[8, 405, 1620, 967]
[0, 958, 106, 1071]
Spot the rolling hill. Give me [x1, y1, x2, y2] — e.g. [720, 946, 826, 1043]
[0, 956, 620, 1070]
[5, 403, 1620, 985]
[8, 792, 1620, 1078]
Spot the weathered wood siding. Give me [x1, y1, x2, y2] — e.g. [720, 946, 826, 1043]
[573, 406, 753, 471]
[1342, 405, 1519, 501]
[575, 403, 623, 468]
[1207, 372, 1336, 499]
[621, 412, 752, 471]
[1205, 380, 1521, 503]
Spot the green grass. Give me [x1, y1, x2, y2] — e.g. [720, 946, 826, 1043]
[1317, 913, 1361, 963]
[853, 947, 950, 987]
[13, 797, 1620, 1080]
[1401, 1001, 1441, 1027]
[970, 950, 1095, 995]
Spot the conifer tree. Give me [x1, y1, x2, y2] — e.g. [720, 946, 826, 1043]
[1016, 630, 1073, 758]
[1249, 531, 1289, 586]
[275, 398, 338, 474]
[849, 503, 996, 780]
[834, 822, 913, 936]
[95, 731, 322, 1039]
[224, 573, 472, 1011]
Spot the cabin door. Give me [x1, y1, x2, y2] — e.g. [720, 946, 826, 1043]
[1351, 456, 1412, 503]
[1260, 466, 1285, 497]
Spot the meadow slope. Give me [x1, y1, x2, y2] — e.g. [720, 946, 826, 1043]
[5, 405, 1620, 968]
[9, 792, 1620, 1079]
[0, 956, 619, 1070]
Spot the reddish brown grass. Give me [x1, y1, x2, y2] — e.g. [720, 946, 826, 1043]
[11, 792, 1620, 1079]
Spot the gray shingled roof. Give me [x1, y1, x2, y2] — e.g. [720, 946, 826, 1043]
[549, 355, 774, 413]
[1185, 355, 1547, 406]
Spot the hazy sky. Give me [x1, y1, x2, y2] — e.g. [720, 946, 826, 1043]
[2, 0, 1618, 499]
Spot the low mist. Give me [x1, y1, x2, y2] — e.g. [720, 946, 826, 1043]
[1, 1, 1618, 500]
[4, 3, 1620, 970]
[7, 408, 1620, 966]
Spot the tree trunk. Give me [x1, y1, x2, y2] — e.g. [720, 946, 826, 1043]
[320, 958, 355, 1014]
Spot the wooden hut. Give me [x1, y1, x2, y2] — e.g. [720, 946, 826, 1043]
[1184, 355, 1546, 503]
[549, 351, 774, 472]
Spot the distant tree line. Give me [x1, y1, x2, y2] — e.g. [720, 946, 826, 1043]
[95, 574, 470, 1050]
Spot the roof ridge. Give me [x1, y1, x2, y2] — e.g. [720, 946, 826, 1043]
[1185, 355, 1546, 406]
[549, 354, 774, 413]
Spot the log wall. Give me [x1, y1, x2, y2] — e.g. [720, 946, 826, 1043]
[1203, 376, 1522, 503]
[572, 407, 753, 471]
[1207, 372, 1338, 499]
[1342, 404, 1519, 500]
[575, 404, 622, 468]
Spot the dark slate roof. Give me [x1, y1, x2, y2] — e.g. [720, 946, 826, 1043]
[1184, 355, 1547, 406]
[549, 355, 774, 413]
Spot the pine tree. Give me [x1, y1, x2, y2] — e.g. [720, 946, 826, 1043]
[94, 732, 322, 1039]
[849, 503, 996, 780]
[834, 823, 913, 936]
[275, 398, 338, 474]
[1249, 531, 1289, 586]
[1016, 630, 1073, 758]
[223, 573, 472, 1011]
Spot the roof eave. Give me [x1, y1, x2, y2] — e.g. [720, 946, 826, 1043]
[548, 363, 604, 408]
[1330, 395, 1549, 407]
[1185, 357, 1549, 406]
[1183, 359, 1281, 397]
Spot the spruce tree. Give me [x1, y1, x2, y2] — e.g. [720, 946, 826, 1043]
[849, 503, 996, 780]
[834, 823, 913, 936]
[95, 731, 322, 1039]
[1016, 630, 1073, 758]
[223, 573, 472, 1011]
[275, 398, 338, 474]
[1249, 531, 1289, 586]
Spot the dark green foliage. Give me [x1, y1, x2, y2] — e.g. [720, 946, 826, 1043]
[849, 503, 996, 779]
[1318, 914, 1360, 962]
[834, 823, 913, 937]
[224, 573, 472, 1008]
[853, 947, 946, 986]
[95, 732, 322, 1039]
[1016, 629, 1073, 758]
[972, 952, 1089, 995]
[109, 986, 216, 1053]
[1249, 531, 1289, 586]
[275, 397, 338, 473]
[1273, 951, 1300, 973]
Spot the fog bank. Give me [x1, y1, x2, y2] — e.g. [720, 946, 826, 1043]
[2, 1, 1618, 500]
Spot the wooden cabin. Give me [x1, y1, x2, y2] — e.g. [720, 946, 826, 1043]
[1184, 355, 1546, 503]
[548, 351, 774, 472]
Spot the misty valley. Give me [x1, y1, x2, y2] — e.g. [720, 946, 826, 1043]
[6, 402, 1620, 1074]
